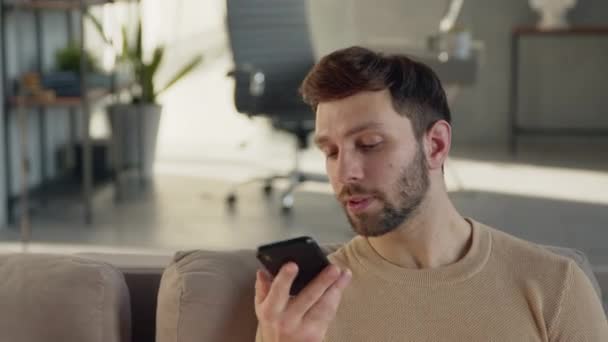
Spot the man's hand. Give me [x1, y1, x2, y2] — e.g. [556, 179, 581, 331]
[255, 262, 352, 342]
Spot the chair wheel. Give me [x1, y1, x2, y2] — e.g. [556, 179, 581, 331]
[281, 194, 294, 213]
[263, 184, 273, 195]
[226, 194, 237, 206]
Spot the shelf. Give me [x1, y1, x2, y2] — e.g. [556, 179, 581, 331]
[7, 82, 133, 108]
[2, 0, 118, 10]
[8, 88, 108, 107]
[513, 26, 608, 36]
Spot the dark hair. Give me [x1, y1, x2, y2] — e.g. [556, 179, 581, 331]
[300, 46, 451, 140]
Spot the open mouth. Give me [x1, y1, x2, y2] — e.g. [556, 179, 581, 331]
[346, 197, 374, 214]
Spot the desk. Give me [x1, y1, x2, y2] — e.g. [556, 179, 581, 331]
[509, 26, 608, 154]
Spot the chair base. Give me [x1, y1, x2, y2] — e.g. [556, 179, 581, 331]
[225, 170, 328, 213]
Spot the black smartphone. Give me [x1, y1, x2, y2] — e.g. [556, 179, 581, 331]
[257, 236, 330, 296]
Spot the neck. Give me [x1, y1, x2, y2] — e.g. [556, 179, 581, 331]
[367, 184, 472, 269]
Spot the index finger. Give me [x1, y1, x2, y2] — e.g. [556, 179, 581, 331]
[286, 264, 341, 318]
[263, 262, 299, 314]
[255, 269, 272, 306]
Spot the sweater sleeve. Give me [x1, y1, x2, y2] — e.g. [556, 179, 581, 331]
[549, 261, 608, 341]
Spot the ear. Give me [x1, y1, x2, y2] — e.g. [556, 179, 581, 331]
[423, 120, 451, 170]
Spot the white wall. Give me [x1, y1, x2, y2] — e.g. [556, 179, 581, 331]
[140, 0, 225, 87]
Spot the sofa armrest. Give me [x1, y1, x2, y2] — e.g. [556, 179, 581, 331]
[0, 253, 131, 342]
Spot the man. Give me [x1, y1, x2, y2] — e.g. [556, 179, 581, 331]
[254, 46, 608, 341]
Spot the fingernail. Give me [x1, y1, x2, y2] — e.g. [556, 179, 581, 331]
[286, 263, 298, 273]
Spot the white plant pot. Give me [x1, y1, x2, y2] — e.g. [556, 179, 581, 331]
[529, 0, 577, 30]
[107, 103, 162, 179]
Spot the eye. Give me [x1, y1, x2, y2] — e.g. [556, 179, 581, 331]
[325, 150, 338, 159]
[322, 147, 338, 160]
[357, 135, 383, 151]
[359, 142, 380, 150]
[357, 139, 382, 152]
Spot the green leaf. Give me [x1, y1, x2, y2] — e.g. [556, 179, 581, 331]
[140, 64, 156, 103]
[84, 11, 113, 46]
[149, 47, 164, 78]
[121, 26, 131, 61]
[135, 19, 143, 63]
[156, 55, 203, 97]
[56, 42, 99, 73]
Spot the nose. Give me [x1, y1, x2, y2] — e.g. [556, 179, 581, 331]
[336, 150, 364, 185]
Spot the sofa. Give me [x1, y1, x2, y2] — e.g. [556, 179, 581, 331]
[0, 245, 604, 342]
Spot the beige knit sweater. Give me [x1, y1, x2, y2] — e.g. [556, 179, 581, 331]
[257, 219, 608, 341]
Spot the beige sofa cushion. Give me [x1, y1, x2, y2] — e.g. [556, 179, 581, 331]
[156, 249, 260, 342]
[156, 245, 601, 342]
[0, 253, 131, 342]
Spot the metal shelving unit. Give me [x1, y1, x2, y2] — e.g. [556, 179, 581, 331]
[0, 0, 135, 224]
[2, 0, 111, 10]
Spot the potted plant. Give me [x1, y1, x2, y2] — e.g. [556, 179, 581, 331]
[88, 13, 203, 179]
[42, 43, 114, 97]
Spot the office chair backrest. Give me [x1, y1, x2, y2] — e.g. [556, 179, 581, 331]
[226, 0, 315, 116]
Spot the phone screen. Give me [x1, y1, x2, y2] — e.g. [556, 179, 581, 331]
[257, 236, 330, 296]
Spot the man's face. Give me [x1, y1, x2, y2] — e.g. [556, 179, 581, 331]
[314, 90, 430, 237]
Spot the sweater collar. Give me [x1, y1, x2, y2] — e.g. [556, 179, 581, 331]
[348, 218, 492, 286]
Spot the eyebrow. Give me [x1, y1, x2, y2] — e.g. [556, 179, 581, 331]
[314, 122, 385, 147]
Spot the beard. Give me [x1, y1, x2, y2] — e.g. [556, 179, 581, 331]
[339, 145, 430, 237]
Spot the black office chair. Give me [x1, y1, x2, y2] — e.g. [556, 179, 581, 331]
[224, 0, 328, 212]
